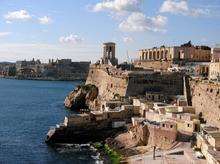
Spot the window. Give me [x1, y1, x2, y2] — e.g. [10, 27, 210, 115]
[187, 124, 191, 127]
[170, 125, 173, 128]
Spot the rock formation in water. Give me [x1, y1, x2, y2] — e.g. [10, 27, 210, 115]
[64, 84, 98, 110]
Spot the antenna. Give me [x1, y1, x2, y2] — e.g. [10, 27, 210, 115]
[126, 50, 129, 63]
[126, 50, 132, 71]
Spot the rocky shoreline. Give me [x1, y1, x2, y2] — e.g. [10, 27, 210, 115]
[64, 84, 98, 110]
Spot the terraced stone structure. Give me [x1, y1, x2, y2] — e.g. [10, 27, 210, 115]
[86, 64, 184, 100]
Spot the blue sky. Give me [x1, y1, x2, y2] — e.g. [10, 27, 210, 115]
[0, 0, 220, 62]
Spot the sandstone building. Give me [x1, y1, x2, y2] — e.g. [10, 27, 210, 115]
[16, 58, 42, 78]
[209, 61, 220, 81]
[138, 41, 211, 63]
[212, 46, 220, 61]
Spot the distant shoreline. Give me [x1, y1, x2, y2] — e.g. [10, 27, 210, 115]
[0, 76, 86, 82]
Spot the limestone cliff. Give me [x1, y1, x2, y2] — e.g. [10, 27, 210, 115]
[64, 84, 98, 110]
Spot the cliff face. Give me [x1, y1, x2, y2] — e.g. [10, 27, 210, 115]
[64, 84, 98, 110]
[190, 81, 220, 128]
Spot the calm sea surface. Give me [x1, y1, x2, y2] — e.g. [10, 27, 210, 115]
[0, 78, 99, 164]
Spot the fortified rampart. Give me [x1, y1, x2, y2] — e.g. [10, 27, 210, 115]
[134, 60, 172, 71]
[190, 80, 220, 128]
[126, 71, 183, 97]
[86, 64, 184, 100]
[86, 64, 128, 100]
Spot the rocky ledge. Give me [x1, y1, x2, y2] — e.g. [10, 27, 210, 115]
[64, 84, 98, 110]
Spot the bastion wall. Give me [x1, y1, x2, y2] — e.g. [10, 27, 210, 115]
[190, 80, 220, 128]
[86, 64, 184, 101]
[86, 65, 128, 100]
[134, 61, 172, 71]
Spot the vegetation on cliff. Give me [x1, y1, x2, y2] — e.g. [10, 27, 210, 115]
[64, 84, 98, 110]
[94, 142, 122, 164]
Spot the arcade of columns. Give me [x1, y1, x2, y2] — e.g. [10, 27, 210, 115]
[139, 47, 172, 61]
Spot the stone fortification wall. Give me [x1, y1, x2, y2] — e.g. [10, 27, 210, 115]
[134, 61, 172, 71]
[86, 64, 128, 100]
[107, 123, 177, 152]
[126, 72, 184, 97]
[190, 80, 220, 128]
[147, 125, 177, 149]
[86, 64, 184, 100]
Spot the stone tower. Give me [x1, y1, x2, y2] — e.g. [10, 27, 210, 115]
[101, 42, 118, 66]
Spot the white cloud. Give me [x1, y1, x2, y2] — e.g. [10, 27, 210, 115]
[38, 16, 52, 25]
[4, 10, 31, 21]
[190, 8, 210, 17]
[0, 32, 11, 37]
[123, 36, 133, 43]
[160, 0, 188, 14]
[6, 20, 12, 24]
[119, 12, 167, 32]
[59, 34, 84, 44]
[159, 0, 209, 17]
[92, 0, 141, 13]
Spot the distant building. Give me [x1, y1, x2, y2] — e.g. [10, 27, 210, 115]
[101, 42, 118, 66]
[209, 61, 220, 81]
[138, 41, 211, 63]
[0, 62, 16, 76]
[43, 59, 90, 80]
[16, 58, 42, 78]
[212, 46, 220, 62]
[14, 58, 90, 80]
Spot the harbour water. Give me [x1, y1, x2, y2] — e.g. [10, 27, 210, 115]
[0, 78, 99, 164]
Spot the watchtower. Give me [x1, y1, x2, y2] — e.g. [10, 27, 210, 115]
[101, 42, 118, 66]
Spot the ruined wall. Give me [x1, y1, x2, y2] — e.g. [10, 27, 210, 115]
[190, 81, 220, 128]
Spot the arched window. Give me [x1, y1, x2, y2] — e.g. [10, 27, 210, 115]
[149, 51, 152, 60]
[161, 50, 164, 59]
[157, 51, 160, 60]
[142, 53, 145, 60]
[145, 51, 148, 60]
[153, 51, 156, 60]
[165, 50, 168, 59]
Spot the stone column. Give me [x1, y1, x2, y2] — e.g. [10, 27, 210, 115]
[146, 51, 149, 60]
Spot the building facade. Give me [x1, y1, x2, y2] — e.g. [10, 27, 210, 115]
[209, 61, 220, 81]
[212, 46, 220, 61]
[16, 59, 43, 78]
[138, 41, 211, 63]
